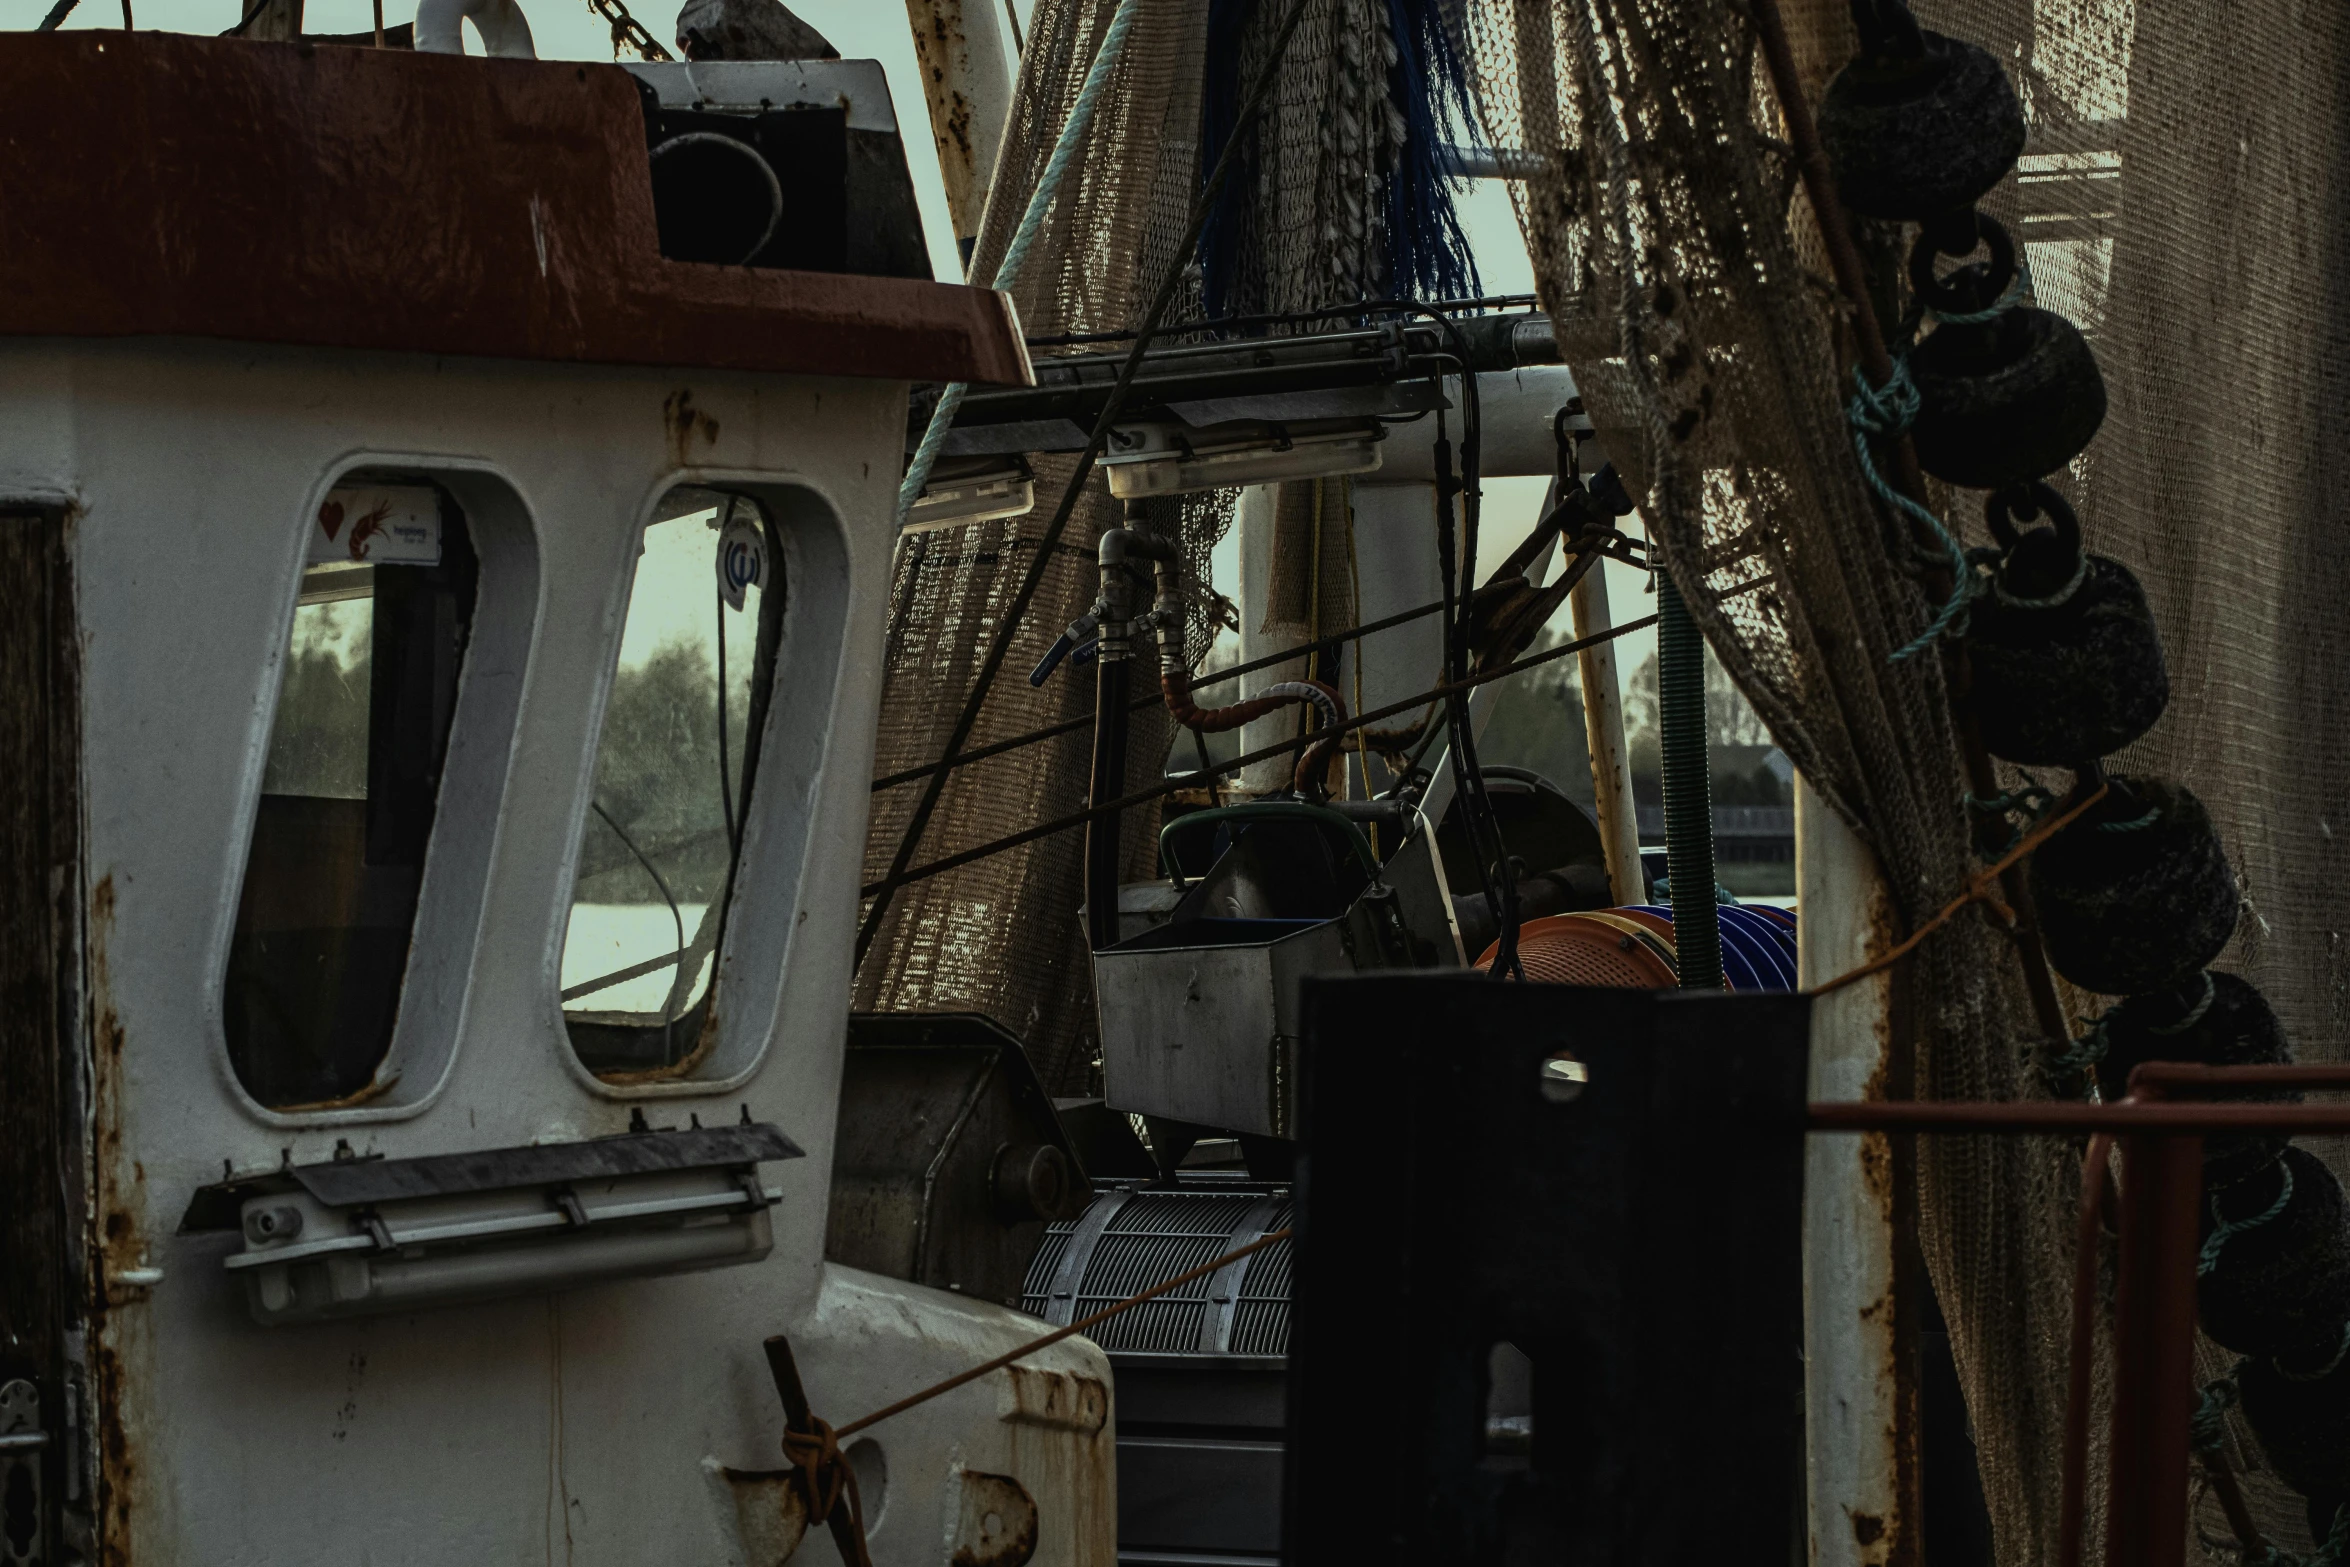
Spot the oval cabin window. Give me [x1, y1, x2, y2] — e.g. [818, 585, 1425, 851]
[559, 489, 784, 1080]
[225, 485, 476, 1110]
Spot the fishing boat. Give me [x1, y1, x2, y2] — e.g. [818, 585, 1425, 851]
[2, 0, 2343, 1564]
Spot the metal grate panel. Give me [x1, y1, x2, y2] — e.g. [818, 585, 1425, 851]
[1226, 1198, 1294, 1356]
[1025, 1183, 1292, 1356]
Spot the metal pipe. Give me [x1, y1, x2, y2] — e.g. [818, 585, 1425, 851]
[1796, 778, 1914, 1567]
[1808, 1101, 2350, 1133]
[2059, 1133, 2114, 1567]
[1235, 484, 1309, 794]
[2105, 1129, 2201, 1567]
[1081, 502, 1167, 951]
[1376, 369, 1582, 481]
[903, 0, 1017, 268]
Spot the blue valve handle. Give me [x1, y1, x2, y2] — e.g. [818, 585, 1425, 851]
[1028, 634, 1101, 686]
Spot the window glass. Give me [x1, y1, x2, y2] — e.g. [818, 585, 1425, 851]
[561, 489, 782, 1079]
[226, 487, 476, 1109]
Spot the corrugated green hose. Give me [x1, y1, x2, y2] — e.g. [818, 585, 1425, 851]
[1657, 570, 1724, 989]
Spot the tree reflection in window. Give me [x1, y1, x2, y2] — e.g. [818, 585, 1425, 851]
[226, 486, 476, 1109]
[561, 489, 783, 1078]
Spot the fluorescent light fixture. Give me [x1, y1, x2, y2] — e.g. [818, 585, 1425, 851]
[905, 457, 1036, 533]
[1098, 419, 1386, 500]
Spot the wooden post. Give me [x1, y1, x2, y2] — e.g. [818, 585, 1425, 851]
[1570, 559, 1644, 905]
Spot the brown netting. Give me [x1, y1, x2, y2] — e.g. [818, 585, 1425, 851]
[856, 0, 1218, 1090]
[1465, 0, 2350, 1557]
[861, 0, 1429, 1090]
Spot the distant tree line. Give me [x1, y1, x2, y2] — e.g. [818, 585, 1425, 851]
[264, 616, 747, 904]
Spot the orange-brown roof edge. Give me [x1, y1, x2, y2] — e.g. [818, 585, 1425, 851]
[0, 32, 1033, 387]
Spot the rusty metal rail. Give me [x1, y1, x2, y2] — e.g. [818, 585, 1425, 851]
[1811, 1063, 2350, 1567]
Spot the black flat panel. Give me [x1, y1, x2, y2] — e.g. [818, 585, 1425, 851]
[1119, 1435, 1285, 1554]
[1284, 976, 1810, 1565]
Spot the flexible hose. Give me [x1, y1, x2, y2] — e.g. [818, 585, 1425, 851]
[1159, 671, 1346, 795]
[1657, 570, 1724, 989]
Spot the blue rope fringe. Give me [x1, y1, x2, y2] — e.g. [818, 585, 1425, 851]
[1197, 0, 1480, 317]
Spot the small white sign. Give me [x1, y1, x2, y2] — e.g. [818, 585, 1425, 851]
[308, 487, 442, 567]
[716, 513, 766, 611]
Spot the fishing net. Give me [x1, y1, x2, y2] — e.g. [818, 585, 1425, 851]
[856, 0, 1216, 1093]
[1460, 0, 2350, 1556]
[861, 0, 1482, 1093]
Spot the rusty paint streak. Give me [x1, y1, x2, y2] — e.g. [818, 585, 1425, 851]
[663, 389, 721, 468]
[0, 33, 1032, 386]
[593, 1006, 719, 1087]
[1001, 1364, 1108, 1434]
[87, 869, 146, 1566]
[952, 1470, 1038, 1567]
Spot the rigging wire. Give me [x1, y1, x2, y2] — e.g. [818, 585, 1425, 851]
[855, 0, 1321, 972]
[863, 610, 1661, 900]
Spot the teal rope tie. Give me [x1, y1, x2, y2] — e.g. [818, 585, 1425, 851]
[2189, 1373, 2240, 1453]
[2098, 803, 2164, 833]
[2200, 1160, 2294, 1278]
[1847, 360, 1986, 662]
[2048, 1009, 2110, 1084]
[1924, 253, 2035, 328]
[1968, 784, 2056, 854]
[2148, 971, 2218, 1037]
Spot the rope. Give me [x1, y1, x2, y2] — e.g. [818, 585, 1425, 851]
[2149, 971, 2219, 1036]
[1925, 253, 2034, 327]
[1846, 360, 1986, 662]
[757, 1225, 1291, 1566]
[781, 1415, 871, 1567]
[1967, 783, 2056, 854]
[1807, 782, 2110, 998]
[2047, 1010, 2110, 1082]
[1994, 550, 2090, 610]
[2098, 803, 2163, 832]
[895, 0, 1144, 528]
[2200, 1160, 2294, 1278]
[2191, 1374, 2240, 1453]
[833, 1227, 1289, 1441]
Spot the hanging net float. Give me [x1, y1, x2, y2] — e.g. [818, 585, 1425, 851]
[2197, 1147, 2350, 1361]
[2027, 775, 2240, 996]
[1967, 481, 2169, 766]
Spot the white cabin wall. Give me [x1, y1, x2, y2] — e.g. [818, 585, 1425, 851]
[0, 336, 1110, 1566]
